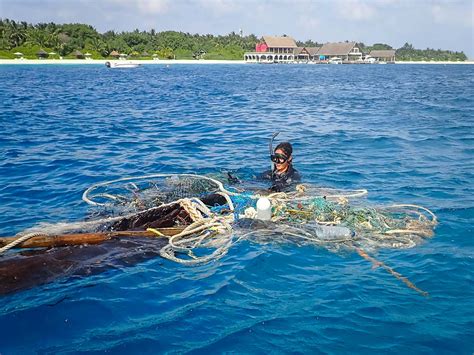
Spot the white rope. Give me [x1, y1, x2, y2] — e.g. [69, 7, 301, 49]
[83, 173, 235, 206]
[155, 193, 236, 265]
[252, 186, 368, 203]
[384, 204, 437, 224]
[0, 233, 47, 255]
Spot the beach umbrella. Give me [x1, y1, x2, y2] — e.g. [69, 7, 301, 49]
[85, 53, 91, 56]
[152, 54, 158, 57]
[14, 52, 23, 56]
[49, 52, 56, 56]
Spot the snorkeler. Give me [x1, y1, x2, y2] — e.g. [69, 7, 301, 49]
[202, 134, 300, 206]
[261, 134, 301, 192]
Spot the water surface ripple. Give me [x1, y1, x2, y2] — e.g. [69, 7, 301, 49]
[0, 64, 473, 353]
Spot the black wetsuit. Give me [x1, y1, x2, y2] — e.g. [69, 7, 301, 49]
[261, 165, 301, 192]
[201, 166, 301, 207]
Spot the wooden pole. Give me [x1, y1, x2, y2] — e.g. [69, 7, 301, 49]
[0, 227, 184, 249]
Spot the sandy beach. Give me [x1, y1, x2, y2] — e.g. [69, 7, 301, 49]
[395, 60, 473, 65]
[0, 59, 472, 65]
[0, 59, 246, 65]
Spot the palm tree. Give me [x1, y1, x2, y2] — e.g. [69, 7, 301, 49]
[10, 28, 27, 48]
[88, 36, 105, 53]
[26, 28, 48, 48]
[47, 33, 61, 52]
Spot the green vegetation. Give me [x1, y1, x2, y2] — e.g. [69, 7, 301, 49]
[394, 42, 467, 61]
[358, 42, 467, 61]
[0, 19, 468, 61]
[358, 42, 394, 52]
[296, 39, 322, 48]
[0, 19, 256, 60]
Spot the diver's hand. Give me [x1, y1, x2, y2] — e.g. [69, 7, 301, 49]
[227, 172, 241, 184]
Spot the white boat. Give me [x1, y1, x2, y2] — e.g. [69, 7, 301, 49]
[105, 61, 141, 69]
[328, 57, 342, 64]
[364, 56, 376, 64]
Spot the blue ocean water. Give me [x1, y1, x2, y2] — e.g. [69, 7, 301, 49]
[0, 63, 473, 353]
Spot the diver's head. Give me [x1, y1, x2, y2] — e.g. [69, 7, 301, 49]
[271, 142, 293, 173]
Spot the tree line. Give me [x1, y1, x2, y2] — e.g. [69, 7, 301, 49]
[0, 19, 467, 61]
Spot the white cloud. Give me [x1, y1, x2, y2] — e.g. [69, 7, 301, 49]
[137, 0, 169, 14]
[102, 0, 169, 15]
[298, 15, 320, 31]
[337, 0, 377, 21]
[432, 4, 445, 23]
[197, 0, 240, 14]
[431, 1, 473, 27]
[376, 0, 399, 5]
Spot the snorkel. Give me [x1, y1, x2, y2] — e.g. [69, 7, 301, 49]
[269, 131, 280, 179]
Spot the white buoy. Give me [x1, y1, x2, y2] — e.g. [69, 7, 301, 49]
[256, 197, 272, 221]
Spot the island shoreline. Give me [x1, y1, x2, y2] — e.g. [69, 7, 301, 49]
[0, 59, 472, 65]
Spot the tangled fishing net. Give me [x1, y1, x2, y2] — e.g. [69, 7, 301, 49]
[1, 173, 437, 296]
[83, 174, 231, 213]
[266, 194, 436, 251]
[8, 174, 437, 266]
[81, 174, 437, 263]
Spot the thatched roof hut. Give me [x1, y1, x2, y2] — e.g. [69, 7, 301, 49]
[369, 50, 396, 62]
[317, 42, 363, 61]
[73, 50, 84, 59]
[294, 47, 304, 56]
[318, 42, 358, 56]
[295, 46, 321, 60]
[306, 47, 321, 56]
[262, 36, 297, 48]
[110, 50, 120, 58]
[36, 49, 48, 58]
[142, 51, 150, 57]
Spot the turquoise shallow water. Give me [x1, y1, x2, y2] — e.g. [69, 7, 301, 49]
[0, 64, 473, 353]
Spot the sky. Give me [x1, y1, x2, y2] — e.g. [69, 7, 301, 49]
[1, 0, 473, 58]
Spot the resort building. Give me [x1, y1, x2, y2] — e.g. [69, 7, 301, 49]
[244, 36, 298, 63]
[243, 37, 393, 64]
[294, 47, 321, 62]
[369, 49, 396, 62]
[311, 41, 363, 62]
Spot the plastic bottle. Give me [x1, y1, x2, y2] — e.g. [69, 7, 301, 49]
[256, 197, 272, 221]
[312, 224, 354, 239]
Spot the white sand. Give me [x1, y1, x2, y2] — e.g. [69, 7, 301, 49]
[1, 59, 472, 65]
[0, 59, 246, 65]
[395, 61, 473, 65]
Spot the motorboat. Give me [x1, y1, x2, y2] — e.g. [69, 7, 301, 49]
[328, 57, 342, 64]
[105, 61, 141, 69]
[364, 56, 376, 64]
